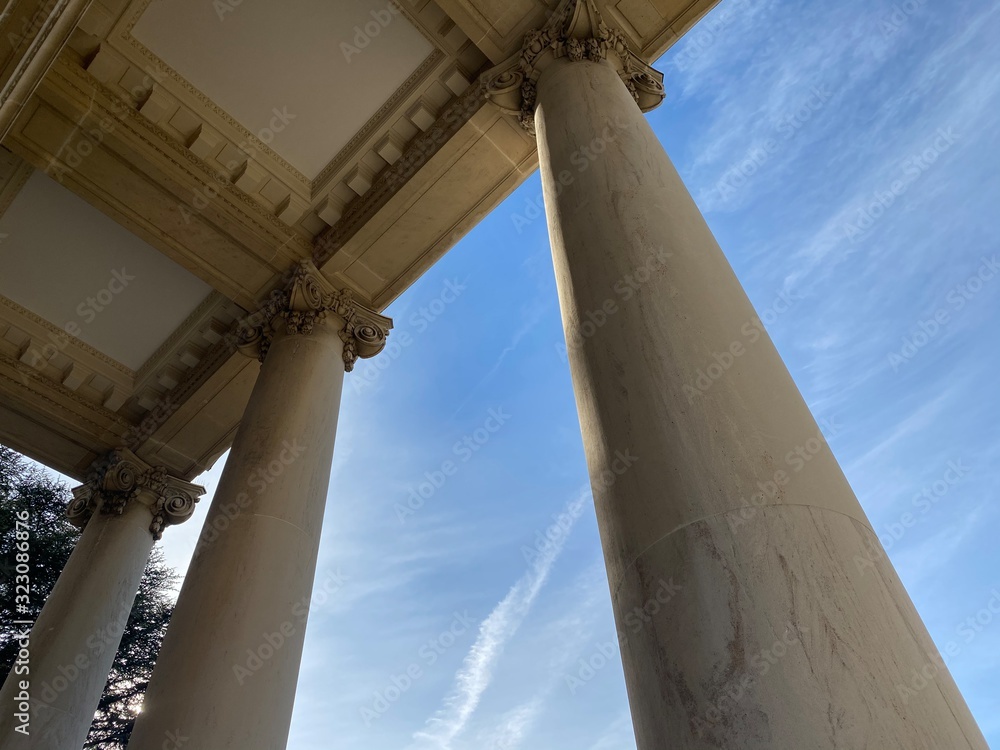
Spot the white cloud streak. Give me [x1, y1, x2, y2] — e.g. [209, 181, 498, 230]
[409, 489, 589, 749]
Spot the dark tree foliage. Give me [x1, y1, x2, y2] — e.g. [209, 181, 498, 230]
[0, 446, 177, 748]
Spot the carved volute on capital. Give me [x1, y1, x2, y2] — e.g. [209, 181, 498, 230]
[482, 0, 665, 134]
[66, 449, 204, 540]
[235, 260, 392, 372]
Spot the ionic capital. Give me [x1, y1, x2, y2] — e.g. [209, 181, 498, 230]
[66, 449, 204, 540]
[235, 259, 393, 372]
[482, 0, 665, 134]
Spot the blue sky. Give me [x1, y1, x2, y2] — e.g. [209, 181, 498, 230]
[61, 0, 1000, 745]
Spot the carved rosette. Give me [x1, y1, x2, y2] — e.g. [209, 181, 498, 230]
[68, 449, 205, 540]
[236, 259, 392, 372]
[482, 0, 665, 134]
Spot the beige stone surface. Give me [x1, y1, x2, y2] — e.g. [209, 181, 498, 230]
[127, 263, 388, 749]
[0, 0, 93, 140]
[534, 55, 987, 749]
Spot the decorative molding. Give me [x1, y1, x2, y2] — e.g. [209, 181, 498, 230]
[313, 78, 488, 266]
[51, 57, 313, 245]
[236, 260, 391, 372]
[482, 0, 665, 134]
[123, 330, 239, 454]
[311, 49, 446, 191]
[114, 1, 454, 192]
[67, 447, 204, 539]
[0, 294, 134, 376]
[0, 354, 130, 432]
[68, 0, 489, 236]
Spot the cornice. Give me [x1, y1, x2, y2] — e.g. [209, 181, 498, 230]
[49, 57, 313, 249]
[312, 78, 488, 267]
[124, 330, 241, 453]
[311, 49, 446, 192]
[118, 0, 310, 189]
[133, 291, 228, 383]
[0, 294, 134, 377]
[0, 357, 130, 433]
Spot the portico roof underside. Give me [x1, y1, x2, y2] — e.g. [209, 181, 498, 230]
[0, 0, 720, 482]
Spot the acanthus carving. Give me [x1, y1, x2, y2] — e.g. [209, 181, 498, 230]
[482, 0, 665, 134]
[235, 260, 392, 372]
[67, 449, 204, 540]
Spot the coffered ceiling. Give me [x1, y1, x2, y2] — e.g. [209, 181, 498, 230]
[131, 0, 436, 179]
[0, 0, 722, 482]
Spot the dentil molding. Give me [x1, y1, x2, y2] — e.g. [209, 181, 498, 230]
[66, 448, 204, 540]
[482, 0, 665, 134]
[235, 260, 392, 372]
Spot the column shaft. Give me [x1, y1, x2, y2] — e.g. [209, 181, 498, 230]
[0, 502, 153, 749]
[0, 450, 200, 749]
[535, 57, 987, 748]
[127, 323, 345, 749]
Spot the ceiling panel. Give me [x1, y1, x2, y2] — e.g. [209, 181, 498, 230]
[0, 171, 212, 370]
[131, 0, 435, 178]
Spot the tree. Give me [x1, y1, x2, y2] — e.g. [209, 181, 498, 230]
[0, 445, 177, 748]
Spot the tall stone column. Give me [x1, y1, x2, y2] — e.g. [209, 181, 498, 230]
[127, 260, 391, 750]
[485, 1, 987, 747]
[0, 449, 202, 750]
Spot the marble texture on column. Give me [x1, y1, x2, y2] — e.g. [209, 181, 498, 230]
[533, 51, 988, 749]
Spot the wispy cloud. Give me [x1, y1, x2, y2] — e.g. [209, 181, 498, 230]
[409, 490, 589, 749]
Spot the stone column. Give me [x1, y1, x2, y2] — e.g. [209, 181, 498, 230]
[485, 1, 988, 747]
[127, 260, 391, 750]
[0, 450, 202, 750]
